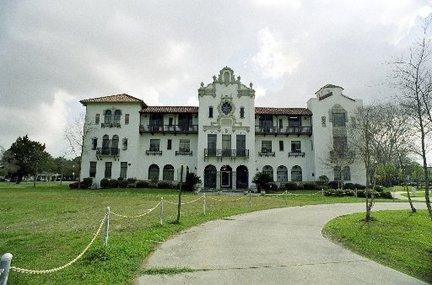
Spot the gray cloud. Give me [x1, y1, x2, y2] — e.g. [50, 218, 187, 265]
[0, 0, 431, 155]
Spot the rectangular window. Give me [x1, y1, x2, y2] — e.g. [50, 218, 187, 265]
[120, 162, 128, 179]
[279, 119, 283, 129]
[207, 134, 217, 155]
[262, 140, 272, 153]
[168, 117, 174, 126]
[104, 162, 112, 179]
[291, 141, 301, 153]
[167, 139, 172, 150]
[236, 135, 246, 156]
[222, 135, 231, 156]
[179, 139, 190, 152]
[122, 138, 128, 150]
[125, 114, 130, 125]
[150, 139, 160, 151]
[95, 114, 100, 125]
[92, 138, 97, 150]
[333, 113, 346, 127]
[240, 107, 245, 118]
[279, 140, 284, 151]
[209, 106, 213, 118]
[89, 161, 97, 178]
[288, 116, 301, 127]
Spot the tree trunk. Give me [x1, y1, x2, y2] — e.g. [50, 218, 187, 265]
[418, 108, 432, 219]
[405, 184, 417, 213]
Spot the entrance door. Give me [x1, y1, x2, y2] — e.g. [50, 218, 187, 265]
[220, 165, 232, 189]
[236, 165, 249, 189]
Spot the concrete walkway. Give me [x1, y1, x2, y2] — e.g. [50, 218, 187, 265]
[138, 203, 427, 285]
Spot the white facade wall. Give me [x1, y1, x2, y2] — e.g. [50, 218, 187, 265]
[80, 68, 367, 189]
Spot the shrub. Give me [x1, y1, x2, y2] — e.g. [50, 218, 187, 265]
[318, 175, 329, 184]
[265, 182, 278, 193]
[69, 181, 79, 189]
[381, 191, 393, 199]
[375, 185, 384, 192]
[81, 177, 93, 189]
[252, 172, 273, 192]
[118, 180, 128, 188]
[281, 182, 298, 190]
[117, 177, 124, 181]
[127, 178, 137, 184]
[183, 173, 201, 192]
[328, 180, 340, 190]
[344, 183, 356, 190]
[157, 181, 173, 189]
[354, 183, 366, 190]
[302, 182, 317, 190]
[109, 179, 119, 188]
[100, 178, 110, 188]
[136, 180, 150, 188]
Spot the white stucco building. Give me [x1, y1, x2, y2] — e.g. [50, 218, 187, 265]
[79, 67, 366, 190]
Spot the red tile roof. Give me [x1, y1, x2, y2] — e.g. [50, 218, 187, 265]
[80, 94, 147, 106]
[140, 106, 311, 116]
[140, 106, 199, 114]
[255, 107, 312, 116]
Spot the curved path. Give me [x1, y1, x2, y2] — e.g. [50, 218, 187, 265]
[138, 203, 427, 285]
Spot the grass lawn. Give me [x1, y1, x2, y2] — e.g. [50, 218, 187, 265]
[0, 182, 398, 284]
[323, 210, 432, 283]
[401, 191, 425, 198]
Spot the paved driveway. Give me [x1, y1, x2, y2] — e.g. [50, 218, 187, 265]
[138, 203, 427, 285]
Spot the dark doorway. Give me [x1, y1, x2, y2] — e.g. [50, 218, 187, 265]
[220, 165, 232, 189]
[204, 165, 217, 189]
[236, 165, 249, 189]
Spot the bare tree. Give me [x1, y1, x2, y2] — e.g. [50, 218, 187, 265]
[64, 113, 93, 186]
[324, 143, 356, 189]
[393, 19, 432, 219]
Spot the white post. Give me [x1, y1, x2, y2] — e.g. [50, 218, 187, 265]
[0, 253, 13, 285]
[104, 207, 110, 246]
[160, 197, 164, 225]
[203, 193, 206, 215]
[249, 190, 252, 208]
[285, 190, 288, 205]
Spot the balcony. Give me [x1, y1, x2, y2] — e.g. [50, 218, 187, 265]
[204, 149, 250, 158]
[101, 122, 121, 128]
[146, 150, 163, 155]
[288, 151, 305, 157]
[258, 151, 276, 157]
[139, 124, 198, 134]
[175, 150, 193, 156]
[255, 126, 312, 136]
[96, 147, 120, 156]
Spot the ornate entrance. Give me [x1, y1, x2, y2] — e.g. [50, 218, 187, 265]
[204, 165, 217, 189]
[236, 165, 248, 189]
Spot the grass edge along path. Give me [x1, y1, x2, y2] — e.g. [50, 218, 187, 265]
[323, 209, 432, 283]
[0, 183, 399, 284]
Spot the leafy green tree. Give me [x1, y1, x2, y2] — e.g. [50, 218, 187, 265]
[6, 135, 52, 184]
[252, 172, 273, 192]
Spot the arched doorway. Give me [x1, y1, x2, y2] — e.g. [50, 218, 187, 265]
[291, 165, 302, 182]
[204, 165, 217, 189]
[163, 165, 174, 181]
[148, 164, 160, 181]
[220, 165, 232, 189]
[277, 165, 288, 182]
[236, 165, 249, 189]
[263, 165, 274, 181]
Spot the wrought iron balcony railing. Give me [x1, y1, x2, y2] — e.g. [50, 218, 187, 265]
[96, 147, 120, 156]
[255, 126, 312, 136]
[258, 151, 276, 157]
[204, 149, 250, 158]
[146, 150, 163, 155]
[139, 124, 198, 134]
[175, 150, 193, 156]
[288, 151, 305, 157]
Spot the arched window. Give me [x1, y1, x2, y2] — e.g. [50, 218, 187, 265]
[204, 165, 217, 188]
[104, 110, 112, 124]
[277, 166, 288, 182]
[101, 135, 110, 155]
[148, 164, 160, 181]
[114, 110, 122, 124]
[236, 165, 249, 189]
[262, 165, 274, 181]
[343, 166, 351, 181]
[163, 165, 174, 181]
[111, 135, 119, 155]
[334, 166, 341, 181]
[291, 165, 302, 182]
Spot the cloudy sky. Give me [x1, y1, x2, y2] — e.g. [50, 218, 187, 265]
[1, 0, 431, 156]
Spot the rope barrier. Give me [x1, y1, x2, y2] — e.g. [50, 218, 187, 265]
[207, 195, 247, 203]
[110, 201, 161, 219]
[164, 196, 203, 205]
[10, 214, 107, 275]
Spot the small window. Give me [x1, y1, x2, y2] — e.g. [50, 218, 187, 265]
[150, 139, 160, 151]
[104, 110, 112, 124]
[95, 114, 100, 125]
[125, 114, 130, 125]
[167, 139, 172, 150]
[168, 117, 174, 126]
[120, 162, 128, 179]
[179, 139, 191, 152]
[240, 107, 245, 118]
[279, 119, 283, 129]
[104, 162, 112, 179]
[92, 138, 97, 150]
[114, 110, 122, 124]
[291, 141, 301, 153]
[279, 140, 284, 151]
[321, 116, 326, 127]
[288, 117, 300, 127]
[261, 140, 272, 153]
[122, 138, 128, 150]
[89, 162, 97, 178]
[209, 106, 213, 118]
